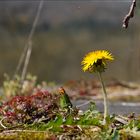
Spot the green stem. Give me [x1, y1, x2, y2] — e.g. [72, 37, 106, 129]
[98, 72, 108, 123]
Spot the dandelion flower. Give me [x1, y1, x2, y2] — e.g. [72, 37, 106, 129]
[81, 50, 114, 73]
[81, 50, 114, 124]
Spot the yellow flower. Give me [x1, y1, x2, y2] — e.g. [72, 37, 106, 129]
[81, 50, 114, 73]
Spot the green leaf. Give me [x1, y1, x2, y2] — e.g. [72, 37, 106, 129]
[111, 129, 119, 140]
[64, 115, 73, 125]
[54, 115, 63, 126]
[60, 93, 72, 109]
[89, 101, 96, 111]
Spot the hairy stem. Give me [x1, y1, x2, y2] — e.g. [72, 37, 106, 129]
[98, 72, 108, 123]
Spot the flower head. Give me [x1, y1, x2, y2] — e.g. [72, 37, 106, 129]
[81, 50, 114, 73]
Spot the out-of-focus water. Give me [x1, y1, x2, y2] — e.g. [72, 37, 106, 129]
[74, 100, 140, 115]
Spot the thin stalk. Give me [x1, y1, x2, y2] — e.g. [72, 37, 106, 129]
[21, 41, 32, 82]
[98, 72, 108, 123]
[21, 0, 44, 82]
[14, 0, 44, 81]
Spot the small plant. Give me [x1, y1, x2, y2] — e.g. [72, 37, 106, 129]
[0, 90, 59, 125]
[81, 50, 114, 124]
[59, 87, 73, 109]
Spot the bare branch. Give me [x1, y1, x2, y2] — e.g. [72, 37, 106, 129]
[122, 0, 136, 28]
[21, 0, 44, 82]
[14, 0, 44, 81]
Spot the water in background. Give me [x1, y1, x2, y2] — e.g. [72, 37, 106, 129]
[0, 0, 140, 83]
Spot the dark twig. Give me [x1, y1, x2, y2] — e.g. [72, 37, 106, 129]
[122, 0, 136, 28]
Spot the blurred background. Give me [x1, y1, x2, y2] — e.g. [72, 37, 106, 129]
[0, 0, 140, 84]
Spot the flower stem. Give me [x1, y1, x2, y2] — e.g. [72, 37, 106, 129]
[98, 72, 108, 124]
